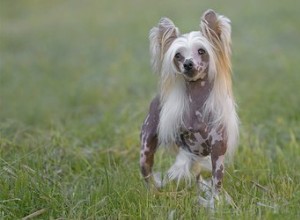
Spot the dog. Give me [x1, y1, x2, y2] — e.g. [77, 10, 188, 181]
[139, 9, 239, 208]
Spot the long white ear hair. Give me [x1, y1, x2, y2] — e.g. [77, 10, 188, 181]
[149, 18, 179, 75]
[150, 18, 187, 146]
[200, 10, 239, 158]
[201, 9, 232, 83]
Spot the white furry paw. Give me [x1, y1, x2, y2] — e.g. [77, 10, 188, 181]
[198, 196, 216, 209]
[198, 190, 237, 209]
[197, 177, 212, 198]
[152, 172, 166, 189]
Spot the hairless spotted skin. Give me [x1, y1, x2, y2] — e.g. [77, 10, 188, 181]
[140, 76, 225, 188]
[140, 9, 239, 208]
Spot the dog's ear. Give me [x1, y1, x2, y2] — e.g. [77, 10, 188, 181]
[200, 9, 231, 57]
[149, 17, 179, 74]
[201, 10, 221, 38]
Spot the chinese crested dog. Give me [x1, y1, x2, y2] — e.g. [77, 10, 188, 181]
[140, 9, 239, 208]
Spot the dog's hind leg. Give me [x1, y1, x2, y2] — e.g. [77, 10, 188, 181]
[140, 97, 160, 185]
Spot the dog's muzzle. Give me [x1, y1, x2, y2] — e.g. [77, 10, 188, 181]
[183, 59, 194, 71]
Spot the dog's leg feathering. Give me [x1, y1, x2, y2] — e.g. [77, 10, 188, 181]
[166, 149, 194, 187]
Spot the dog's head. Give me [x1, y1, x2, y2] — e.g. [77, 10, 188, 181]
[149, 9, 231, 83]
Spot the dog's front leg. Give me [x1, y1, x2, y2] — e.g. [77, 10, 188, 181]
[210, 140, 227, 206]
[212, 141, 226, 191]
[198, 140, 226, 208]
[140, 97, 160, 185]
[140, 130, 158, 183]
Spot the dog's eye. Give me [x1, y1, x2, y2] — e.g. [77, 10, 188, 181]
[175, 53, 181, 59]
[198, 49, 206, 55]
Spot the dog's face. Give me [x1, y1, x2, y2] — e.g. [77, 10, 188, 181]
[171, 32, 210, 81]
[149, 10, 231, 84]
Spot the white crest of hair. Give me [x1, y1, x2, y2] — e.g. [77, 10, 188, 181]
[201, 12, 239, 159]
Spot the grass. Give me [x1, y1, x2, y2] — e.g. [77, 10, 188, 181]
[1, 0, 300, 219]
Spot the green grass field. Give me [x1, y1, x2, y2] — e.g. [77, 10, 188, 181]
[1, 0, 300, 219]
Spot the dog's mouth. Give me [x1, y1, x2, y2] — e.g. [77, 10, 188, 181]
[183, 69, 196, 79]
[181, 62, 208, 81]
[183, 69, 207, 82]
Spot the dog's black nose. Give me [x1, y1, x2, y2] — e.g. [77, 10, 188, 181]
[183, 59, 194, 71]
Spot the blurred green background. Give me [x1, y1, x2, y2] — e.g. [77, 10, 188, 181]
[0, 0, 300, 219]
[1, 0, 300, 130]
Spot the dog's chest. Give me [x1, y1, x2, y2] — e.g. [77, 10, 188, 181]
[175, 79, 224, 156]
[177, 118, 224, 157]
[177, 111, 210, 156]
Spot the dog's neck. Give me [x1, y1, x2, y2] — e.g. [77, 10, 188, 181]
[158, 72, 214, 144]
[185, 73, 212, 108]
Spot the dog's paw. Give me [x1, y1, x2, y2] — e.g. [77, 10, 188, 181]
[153, 172, 166, 189]
[198, 195, 216, 209]
[198, 190, 237, 210]
[197, 177, 212, 198]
